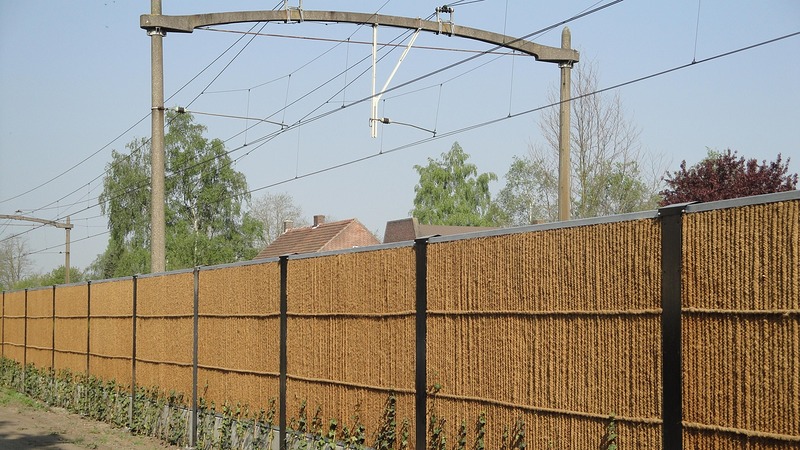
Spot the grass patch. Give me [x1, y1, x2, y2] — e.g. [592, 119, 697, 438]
[0, 385, 46, 410]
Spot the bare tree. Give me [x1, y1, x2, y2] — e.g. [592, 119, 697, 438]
[250, 192, 309, 246]
[0, 236, 33, 289]
[498, 61, 665, 224]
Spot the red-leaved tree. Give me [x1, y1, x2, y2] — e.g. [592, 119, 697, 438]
[660, 149, 797, 206]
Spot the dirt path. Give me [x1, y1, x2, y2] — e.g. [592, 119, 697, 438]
[0, 387, 179, 449]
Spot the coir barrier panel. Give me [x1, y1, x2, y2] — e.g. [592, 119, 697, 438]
[2, 290, 26, 364]
[54, 284, 89, 374]
[89, 279, 133, 384]
[285, 378, 416, 444]
[25, 288, 53, 369]
[683, 428, 799, 450]
[136, 272, 193, 398]
[198, 262, 281, 411]
[682, 200, 800, 448]
[427, 397, 660, 450]
[285, 247, 417, 444]
[426, 219, 663, 448]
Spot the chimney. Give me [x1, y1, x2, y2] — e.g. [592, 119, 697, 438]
[283, 220, 293, 233]
[313, 215, 325, 227]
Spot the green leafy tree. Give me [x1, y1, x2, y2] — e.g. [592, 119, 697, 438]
[163, 111, 262, 268]
[96, 111, 263, 277]
[497, 155, 557, 225]
[13, 265, 86, 289]
[98, 137, 152, 277]
[411, 142, 503, 226]
[498, 61, 662, 225]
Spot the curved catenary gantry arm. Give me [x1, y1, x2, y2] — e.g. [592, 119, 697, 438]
[141, 10, 579, 63]
[0, 214, 72, 283]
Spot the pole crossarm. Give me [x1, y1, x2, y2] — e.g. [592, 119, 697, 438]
[1, 214, 72, 282]
[140, 10, 579, 63]
[0, 214, 73, 229]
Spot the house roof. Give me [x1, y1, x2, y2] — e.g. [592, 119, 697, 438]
[383, 217, 500, 243]
[254, 218, 379, 259]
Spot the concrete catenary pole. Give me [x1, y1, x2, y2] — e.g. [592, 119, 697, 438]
[64, 216, 70, 283]
[149, 0, 166, 273]
[558, 27, 573, 222]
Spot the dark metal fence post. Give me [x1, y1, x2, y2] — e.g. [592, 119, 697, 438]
[51, 286, 56, 371]
[23, 289, 28, 391]
[659, 202, 690, 450]
[191, 267, 199, 448]
[130, 275, 138, 429]
[86, 281, 91, 376]
[2, 291, 5, 359]
[279, 256, 289, 449]
[414, 238, 429, 450]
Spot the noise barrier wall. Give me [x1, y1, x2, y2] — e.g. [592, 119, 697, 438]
[1, 192, 797, 449]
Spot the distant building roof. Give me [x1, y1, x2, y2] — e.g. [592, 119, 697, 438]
[383, 217, 500, 243]
[254, 215, 380, 259]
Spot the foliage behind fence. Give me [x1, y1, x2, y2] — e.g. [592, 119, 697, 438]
[1, 192, 798, 449]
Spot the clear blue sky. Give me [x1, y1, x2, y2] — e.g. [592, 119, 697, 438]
[1, 0, 798, 276]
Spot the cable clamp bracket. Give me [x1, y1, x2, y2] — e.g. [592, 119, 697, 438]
[435, 5, 455, 36]
[283, 0, 304, 23]
[146, 27, 166, 37]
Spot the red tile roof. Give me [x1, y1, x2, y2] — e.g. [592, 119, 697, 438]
[254, 218, 379, 259]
